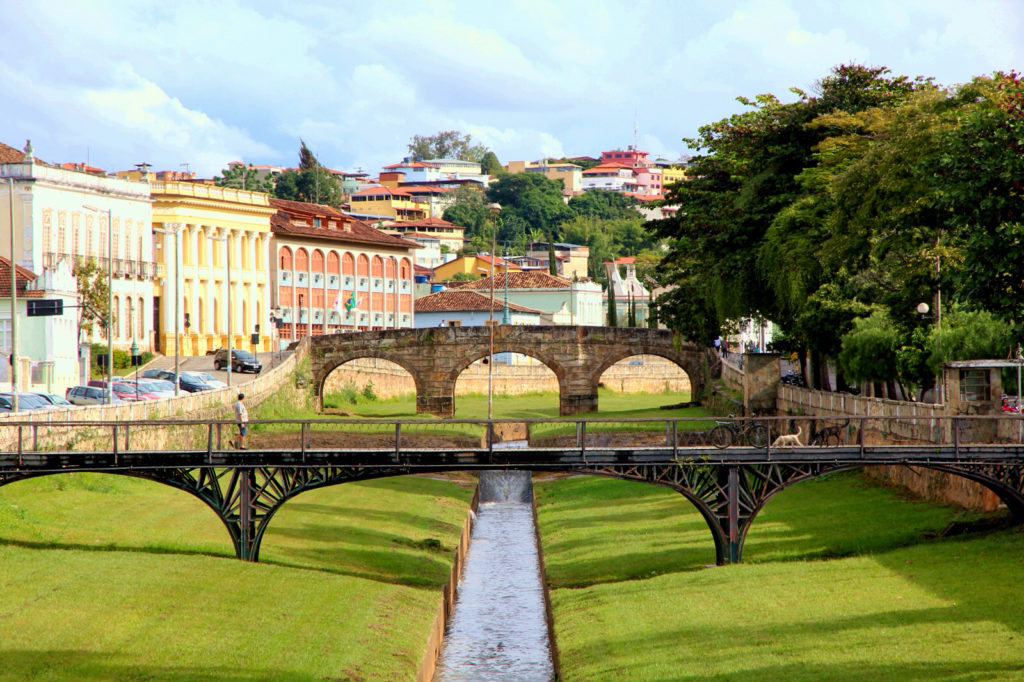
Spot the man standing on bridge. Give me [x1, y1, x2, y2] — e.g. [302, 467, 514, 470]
[233, 393, 249, 450]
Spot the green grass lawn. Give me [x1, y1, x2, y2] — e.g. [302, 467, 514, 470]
[0, 471, 474, 680]
[323, 387, 697, 421]
[536, 472, 1024, 681]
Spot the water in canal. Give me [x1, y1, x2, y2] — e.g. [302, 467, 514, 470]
[435, 469, 555, 681]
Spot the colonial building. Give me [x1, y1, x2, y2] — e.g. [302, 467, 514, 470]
[525, 241, 590, 280]
[604, 257, 652, 326]
[270, 198, 417, 341]
[505, 160, 583, 194]
[0, 141, 155, 355]
[149, 180, 277, 356]
[458, 271, 604, 326]
[412, 289, 543, 328]
[348, 186, 428, 222]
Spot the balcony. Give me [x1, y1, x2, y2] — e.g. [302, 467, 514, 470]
[124, 260, 135, 276]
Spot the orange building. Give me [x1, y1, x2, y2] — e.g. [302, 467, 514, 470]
[269, 198, 418, 342]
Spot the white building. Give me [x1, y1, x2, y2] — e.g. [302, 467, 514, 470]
[0, 142, 155, 359]
[381, 158, 490, 187]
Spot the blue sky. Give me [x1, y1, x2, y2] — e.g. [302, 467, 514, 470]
[1, 0, 1020, 177]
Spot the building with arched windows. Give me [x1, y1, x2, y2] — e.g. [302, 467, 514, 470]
[269, 198, 417, 343]
[150, 181, 276, 356]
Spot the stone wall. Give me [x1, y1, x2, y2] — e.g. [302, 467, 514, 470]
[324, 355, 691, 398]
[0, 342, 309, 453]
[776, 384, 1010, 511]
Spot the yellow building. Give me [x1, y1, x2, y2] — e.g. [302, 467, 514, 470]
[506, 160, 582, 194]
[348, 186, 429, 221]
[150, 181, 277, 356]
[433, 254, 521, 282]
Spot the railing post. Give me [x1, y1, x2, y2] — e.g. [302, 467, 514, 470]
[17, 426, 23, 463]
[207, 424, 214, 462]
[671, 420, 678, 458]
[301, 422, 307, 462]
[112, 425, 118, 465]
[32, 424, 38, 452]
[124, 424, 130, 452]
[394, 423, 401, 459]
[579, 421, 587, 461]
[953, 416, 960, 457]
[727, 466, 740, 563]
[216, 423, 223, 450]
[859, 417, 865, 459]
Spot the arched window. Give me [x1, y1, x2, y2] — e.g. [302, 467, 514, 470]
[295, 248, 309, 272]
[356, 254, 369, 277]
[399, 258, 412, 278]
[312, 249, 325, 273]
[279, 245, 293, 270]
[138, 297, 145, 338]
[342, 252, 355, 276]
[371, 255, 383, 277]
[327, 251, 340, 274]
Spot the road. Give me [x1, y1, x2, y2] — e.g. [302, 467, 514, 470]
[134, 350, 293, 388]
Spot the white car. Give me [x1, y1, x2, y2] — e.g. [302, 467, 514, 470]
[187, 371, 227, 389]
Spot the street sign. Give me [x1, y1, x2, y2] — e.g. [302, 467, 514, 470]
[27, 299, 64, 316]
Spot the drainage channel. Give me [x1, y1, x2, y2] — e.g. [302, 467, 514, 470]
[434, 467, 555, 681]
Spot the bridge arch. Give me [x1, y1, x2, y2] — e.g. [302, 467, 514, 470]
[315, 352, 424, 411]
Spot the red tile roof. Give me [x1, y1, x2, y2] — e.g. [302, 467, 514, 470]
[460, 271, 572, 290]
[0, 256, 42, 298]
[0, 142, 25, 163]
[399, 185, 454, 195]
[269, 198, 419, 250]
[414, 289, 543, 314]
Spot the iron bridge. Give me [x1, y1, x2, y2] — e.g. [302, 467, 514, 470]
[1, 415, 1022, 565]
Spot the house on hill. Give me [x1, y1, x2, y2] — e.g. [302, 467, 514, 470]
[459, 271, 603, 326]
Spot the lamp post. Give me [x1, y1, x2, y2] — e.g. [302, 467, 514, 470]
[83, 204, 114, 404]
[487, 202, 501, 420]
[212, 233, 232, 387]
[502, 240, 510, 325]
[153, 225, 181, 395]
[7, 178, 18, 412]
[269, 306, 282, 364]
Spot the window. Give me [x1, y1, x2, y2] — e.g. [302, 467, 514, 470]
[959, 369, 991, 402]
[314, 217, 321, 228]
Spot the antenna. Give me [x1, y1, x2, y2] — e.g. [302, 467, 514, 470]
[180, 162, 191, 177]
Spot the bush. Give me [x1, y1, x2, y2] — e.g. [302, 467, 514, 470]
[361, 382, 377, 401]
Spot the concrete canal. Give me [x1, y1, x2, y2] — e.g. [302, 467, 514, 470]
[434, 469, 555, 681]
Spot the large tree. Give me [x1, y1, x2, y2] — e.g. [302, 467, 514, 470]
[213, 163, 274, 193]
[273, 141, 344, 208]
[408, 130, 489, 162]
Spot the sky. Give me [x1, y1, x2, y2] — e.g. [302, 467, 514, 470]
[1, 0, 1021, 178]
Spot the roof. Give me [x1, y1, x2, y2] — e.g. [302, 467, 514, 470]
[398, 185, 454, 195]
[0, 256, 42, 298]
[391, 216, 462, 230]
[382, 161, 438, 169]
[353, 185, 413, 198]
[0, 142, 25, 163]
[414, 289, 543, 314]
[460, 271, 572, 290]
[270, 198, 419, 250]
[583, 162, 634, 174]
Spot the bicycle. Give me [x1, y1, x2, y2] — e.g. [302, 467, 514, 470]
[710, 415, 769, 448]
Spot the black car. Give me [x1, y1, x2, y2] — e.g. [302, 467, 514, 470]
[141, 369, 212, 393]
[214, 348, 262, 374]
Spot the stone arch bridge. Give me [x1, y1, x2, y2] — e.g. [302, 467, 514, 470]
[309, 326, 706, 416]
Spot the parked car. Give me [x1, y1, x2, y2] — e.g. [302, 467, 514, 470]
[189, 371, 226, 389]
[213, 348, 262, 374]
[0, 392, 58, 410]
[66, 385, 123, 405]
[140, 369, 212, 393]
[134, 378, 176, 397]
[33, 392, 73, 407]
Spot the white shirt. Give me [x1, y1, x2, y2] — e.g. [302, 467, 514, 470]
[233, 399, 248, 424]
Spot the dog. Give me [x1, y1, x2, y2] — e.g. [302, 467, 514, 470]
[809, 419, 849, 446]
[771, 426, 803, 447]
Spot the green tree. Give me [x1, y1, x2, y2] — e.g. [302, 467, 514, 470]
[273, 141, 343, 207]
[839, 308, 901, 386]
[480, 150, 503, 176]
[75, 259, 110, 344]
[568, 189, 641, 221]
[485, 172, 573, 238]
[607, 283, 618, 327]
[408, 130, 488, 162]
[214, 163, 273, 193]
[926, 309, 1013, 374]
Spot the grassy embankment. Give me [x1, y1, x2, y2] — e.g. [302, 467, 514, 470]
[537, 473, 1024, 680]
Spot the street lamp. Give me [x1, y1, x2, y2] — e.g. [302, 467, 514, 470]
[7, 178, 18, 412]
[82, 204, 114, 404]
[269, 306, 282, 364]
[152, 225, 181, 395]
[487, 202, 501, 421]
[502, 240, 510, 325]
[211, 233, 233, 387]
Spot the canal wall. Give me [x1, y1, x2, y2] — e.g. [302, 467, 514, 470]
[325, 355, 691, 399]
[532, 477, 562, 681]
[419, 486, 479, 682]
